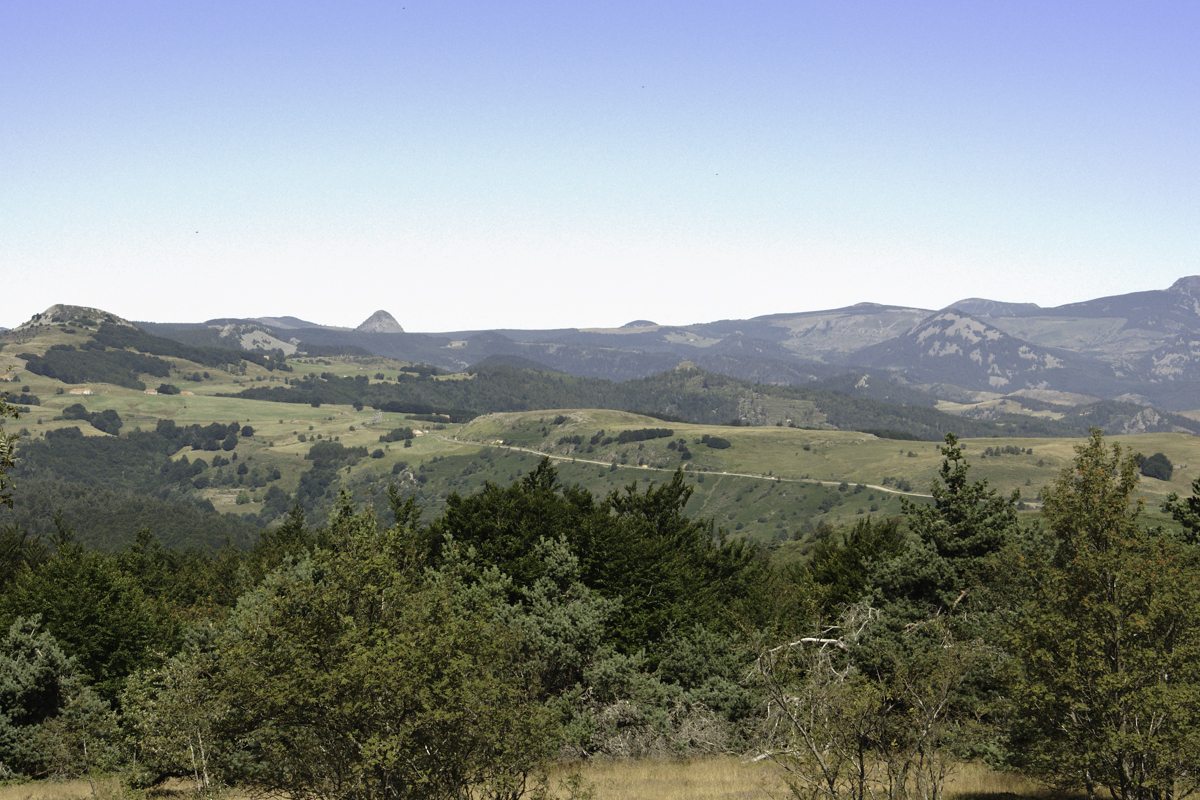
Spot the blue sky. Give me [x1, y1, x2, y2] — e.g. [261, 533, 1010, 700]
[3, 1, 1198, 330]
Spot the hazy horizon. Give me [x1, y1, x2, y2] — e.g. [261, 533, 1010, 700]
[5, 2, 1198, 330]
[9, 270, 1200, 335]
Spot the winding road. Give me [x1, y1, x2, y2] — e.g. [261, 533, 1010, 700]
[432, 433, 935, 499]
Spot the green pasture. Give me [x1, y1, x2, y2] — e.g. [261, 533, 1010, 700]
[458, 409, 1200, 520]
[5, 342, 1200, 543]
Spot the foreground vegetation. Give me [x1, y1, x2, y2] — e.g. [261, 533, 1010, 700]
[6, 379, 1200, 799]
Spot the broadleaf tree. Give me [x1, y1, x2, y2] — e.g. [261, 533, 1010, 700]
[156, 507, 559, 800]
[1010, 430, 1200, 800]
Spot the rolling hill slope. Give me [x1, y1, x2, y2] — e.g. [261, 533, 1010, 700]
[4, 301, 1200, 552]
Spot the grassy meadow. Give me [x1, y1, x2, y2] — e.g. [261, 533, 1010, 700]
[5, 339, 1199, 542]
[457, 408, 1200, 524]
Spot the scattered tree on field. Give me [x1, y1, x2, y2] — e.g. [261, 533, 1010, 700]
[1138, 451, 1174, 481]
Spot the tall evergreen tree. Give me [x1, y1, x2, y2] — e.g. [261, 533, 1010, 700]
[1163, 476, 1200, 544]
[0, 616, 120, 779]
[885, 433, 1020, 616]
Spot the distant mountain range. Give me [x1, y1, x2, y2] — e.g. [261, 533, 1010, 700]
[8, 277, 1200, 414]
[125, 277, 1200, 410]
[5, 303, 1197, 442]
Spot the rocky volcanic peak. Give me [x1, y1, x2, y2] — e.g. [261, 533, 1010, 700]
[16, 304, 135, 331]
[356, 310, 404, 334]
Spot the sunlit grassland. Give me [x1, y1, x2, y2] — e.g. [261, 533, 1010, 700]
[558, 756, 780, 799]
[459, 409, 1200, 508]
[0, 326, 88, 360]
[5, 344, 1199, 537]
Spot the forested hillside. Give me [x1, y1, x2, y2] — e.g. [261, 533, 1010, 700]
[230, 359, 1122, 439]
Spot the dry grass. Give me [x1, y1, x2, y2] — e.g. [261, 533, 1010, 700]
[559, 756, 780, 799]
[0, 778, 123, 800]
[942, 761, 1081, 799]
[0, 760, 1082, 800]
[561, 757, 1071, 800]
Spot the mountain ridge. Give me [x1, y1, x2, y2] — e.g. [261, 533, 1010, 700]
[16, 275, 1200, 411]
